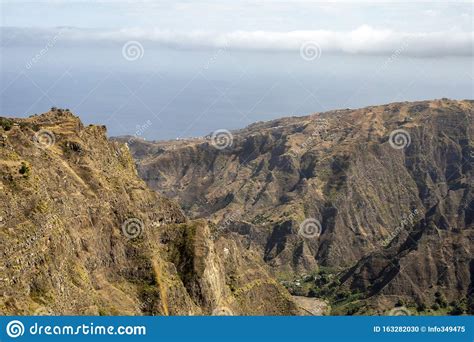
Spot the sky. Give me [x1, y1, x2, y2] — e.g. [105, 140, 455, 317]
[0, 0, 473, 140]
[1, 1, 472, 32]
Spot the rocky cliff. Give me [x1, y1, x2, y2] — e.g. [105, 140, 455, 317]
[0, 110, 299, 315]
[125, 99, 473, 315]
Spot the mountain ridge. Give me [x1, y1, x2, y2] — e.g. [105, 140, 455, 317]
[1, 98, 472, 315]
[123, 98, 473, 315]
[0, 109, 302, 315]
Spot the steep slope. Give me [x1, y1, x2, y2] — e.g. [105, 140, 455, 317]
[126, 99, 473, 314]
[0, 110, 299, 315]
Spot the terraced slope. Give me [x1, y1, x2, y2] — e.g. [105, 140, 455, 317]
[0, 110, 299, 315]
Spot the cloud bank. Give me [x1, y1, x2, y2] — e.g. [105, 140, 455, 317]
[2, 25, 473, 57]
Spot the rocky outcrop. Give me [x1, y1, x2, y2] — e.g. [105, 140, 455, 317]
[126, 99, 473, 314]
[0, 110, 297, 315]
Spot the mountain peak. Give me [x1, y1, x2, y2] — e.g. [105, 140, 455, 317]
[126, 99, 473, 315]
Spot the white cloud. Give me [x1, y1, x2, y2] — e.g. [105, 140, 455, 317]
[3, 25, 473, 57]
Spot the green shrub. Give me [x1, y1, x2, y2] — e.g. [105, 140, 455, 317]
[0, 118, 13, 131]
[448, 301, 466, 315]
[19, 162, 30, 177]
[395, 299, 405, 307]
[417, 303, 427, 312]
[335, 291, 350, 301]
[448, 305, 464, 315]
[435, 294, 447, 308]
[346, 304, 361, 315]
[19, 122, 29, 129]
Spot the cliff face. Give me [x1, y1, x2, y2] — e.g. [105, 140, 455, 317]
[2, 99, 472, 316]
[127, 99, 473, 314]
[0, 110, 298, 315]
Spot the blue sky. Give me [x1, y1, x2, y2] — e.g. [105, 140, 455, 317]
[0, 1, 473, 140]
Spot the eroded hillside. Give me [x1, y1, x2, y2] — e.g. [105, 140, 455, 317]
[126, 99, 474, 315]
[0, 110, 299, 315]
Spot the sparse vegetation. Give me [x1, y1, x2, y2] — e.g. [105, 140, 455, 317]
[0, 118, 13, 131]
[447, 300, 466, 315]
[416, 302, 427, 312]
[63, 141, 83, 153]
[434, 292, 448, 308]
[395, 299, 405, 307]
[19, 162, 30, 177]
[1, 100, 472, 316]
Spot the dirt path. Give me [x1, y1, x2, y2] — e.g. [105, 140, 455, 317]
[292, 296, 329, 316]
